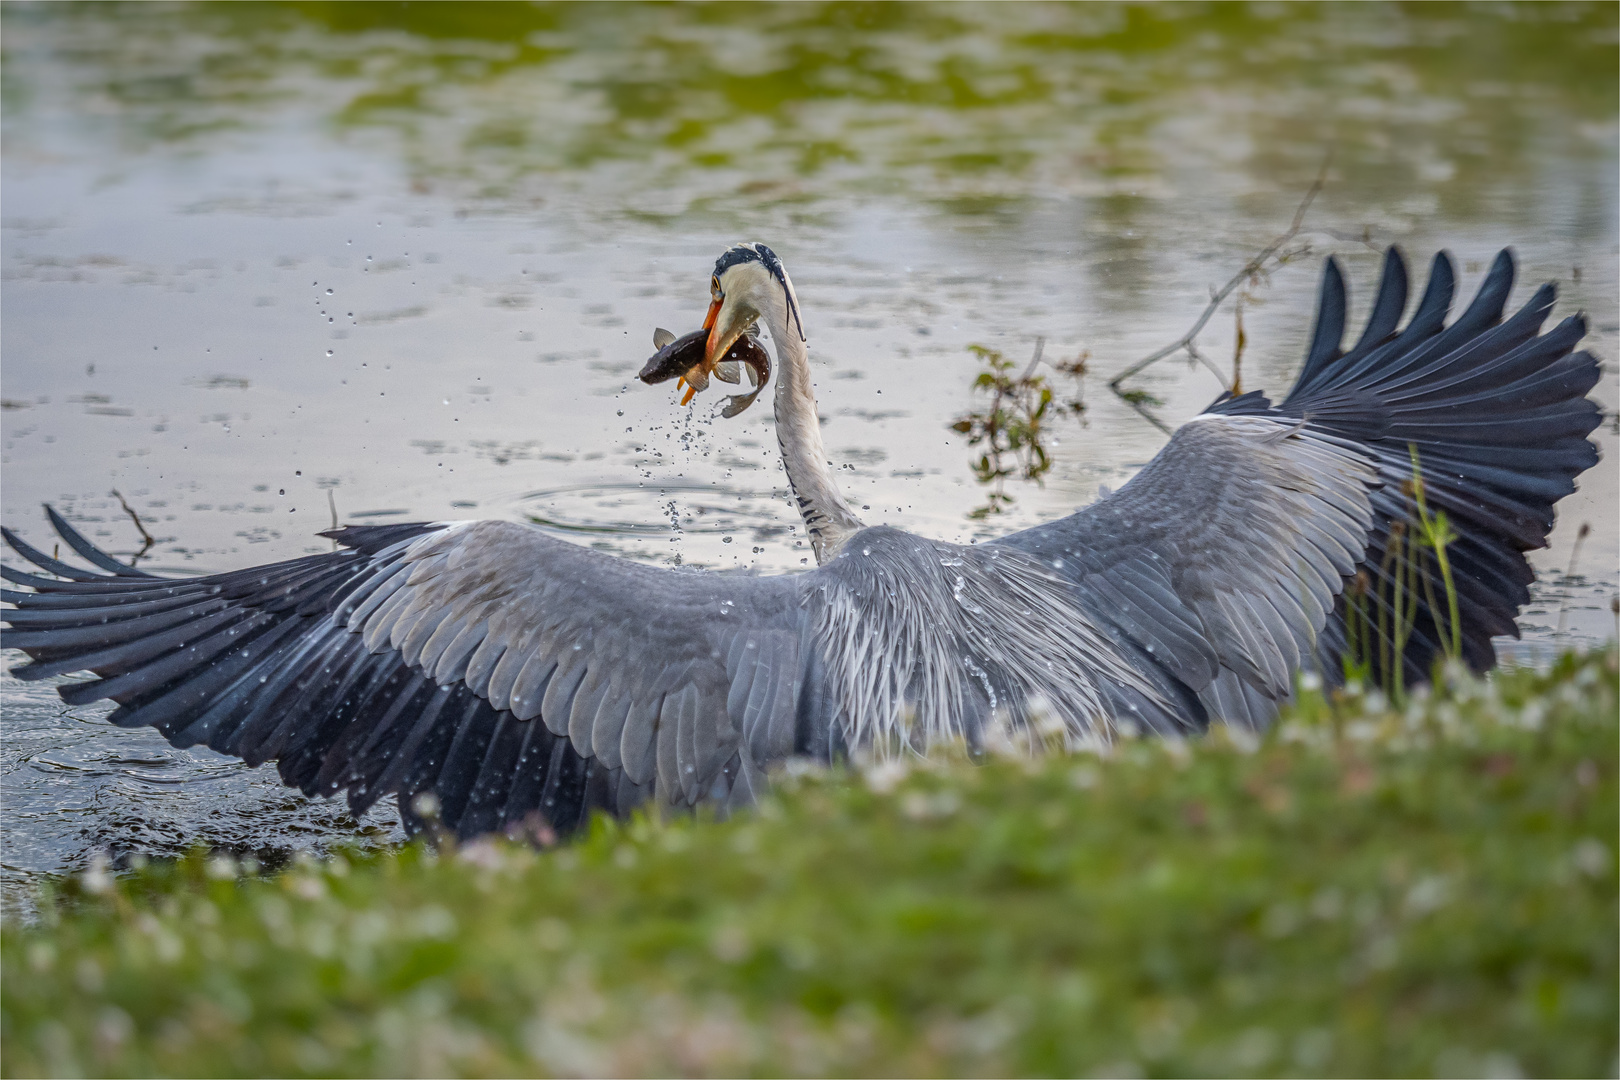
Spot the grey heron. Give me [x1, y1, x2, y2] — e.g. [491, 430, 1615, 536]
[1, 242, 1601, 840]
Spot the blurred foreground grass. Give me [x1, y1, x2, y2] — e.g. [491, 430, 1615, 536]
[4, 651, 1615, 1078]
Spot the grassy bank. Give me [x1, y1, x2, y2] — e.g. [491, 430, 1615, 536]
[4, 651, 1615, 1078]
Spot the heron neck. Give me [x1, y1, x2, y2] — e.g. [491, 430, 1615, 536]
[768, 316, 863, 563]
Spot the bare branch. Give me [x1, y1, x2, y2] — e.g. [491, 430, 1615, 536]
[1109, 159, 1329, 402]
[1181, 339, 1230, 387]
[110, 489, 156, 565]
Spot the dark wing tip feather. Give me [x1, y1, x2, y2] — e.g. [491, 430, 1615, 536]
[1295, 245, 1594, 681]
[44, 505, 160, 579]
[1393, 250, 1458, 346]
[1295, 256, 1348, 388]
[1193, 244, 1597, 694]
[1446, 248, 1516, 339]
[3, 525, 109, 583]
[4, 504, 171, 586]
[1205, 389, 1273, 417]
[318, 522, 443, 554]
[1348, 245, 1408, 357]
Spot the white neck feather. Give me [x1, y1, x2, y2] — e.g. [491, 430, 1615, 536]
[760, 301, 863, 564]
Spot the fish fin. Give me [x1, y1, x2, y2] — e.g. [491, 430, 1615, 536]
[721, 390, 762, 418]
[713, 360, 741, 384]
[652, 327, 675, 349]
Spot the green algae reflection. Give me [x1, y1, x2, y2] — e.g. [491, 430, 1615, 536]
[3, 2, 1614, 222]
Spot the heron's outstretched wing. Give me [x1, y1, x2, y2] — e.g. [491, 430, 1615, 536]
[998, 416, 1378, 728]
[1280, 249, 1600, 685]
[999, 246, 1600, 727]
[2, 516, 808, 838]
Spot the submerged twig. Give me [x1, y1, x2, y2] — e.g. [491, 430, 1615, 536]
[1231, 299, 1248, 397]
[1555, 522, 1592, 645]
[110, 489, 156, 565]
[1109, 157, 1329, 426]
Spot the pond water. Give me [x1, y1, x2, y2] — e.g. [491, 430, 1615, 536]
[3, 3, 1616, 914]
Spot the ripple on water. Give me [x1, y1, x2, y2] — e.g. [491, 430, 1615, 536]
[518, 479, 806, 565]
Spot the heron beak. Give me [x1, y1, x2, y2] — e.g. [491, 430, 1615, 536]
[673, 297, 726, 406]
[704, 295, 752, 373]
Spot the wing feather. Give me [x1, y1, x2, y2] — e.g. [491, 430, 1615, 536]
[485, 629, 533, 711]
[999, 414, 1377, 726]
[4, 515, 805, 837]
[588, 690, 633, 767]
[567, 668, 612, 754]
[539, 659, 588, 733]
[620, 695, 662, 786]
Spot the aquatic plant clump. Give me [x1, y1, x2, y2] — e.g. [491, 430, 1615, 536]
[3, 651, 1614, 1078]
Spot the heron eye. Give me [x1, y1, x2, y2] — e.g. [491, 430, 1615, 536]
[711, 276, 722, 302]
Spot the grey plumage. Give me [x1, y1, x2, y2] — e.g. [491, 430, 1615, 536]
[1, 244, 1601, 840]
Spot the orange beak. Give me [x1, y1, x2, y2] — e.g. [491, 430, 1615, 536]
[677, 297, 726, 406]
[700, 296, 725, 367]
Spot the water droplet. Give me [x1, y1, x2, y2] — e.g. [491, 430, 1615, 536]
[279, 489, 285, 496]
[326, 350, 333, 357]
[722, 536, 733, 544]
[326, 288, 333, 295]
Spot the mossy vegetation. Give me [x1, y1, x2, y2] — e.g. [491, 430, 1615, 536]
[4, 651, 1615, 1078]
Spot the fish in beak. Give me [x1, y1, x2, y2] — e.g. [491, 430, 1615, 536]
[637, 325, 771, 416]
[640, 259, 778, 411]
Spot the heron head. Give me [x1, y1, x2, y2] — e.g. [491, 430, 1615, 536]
[704, 242, 805, 370]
